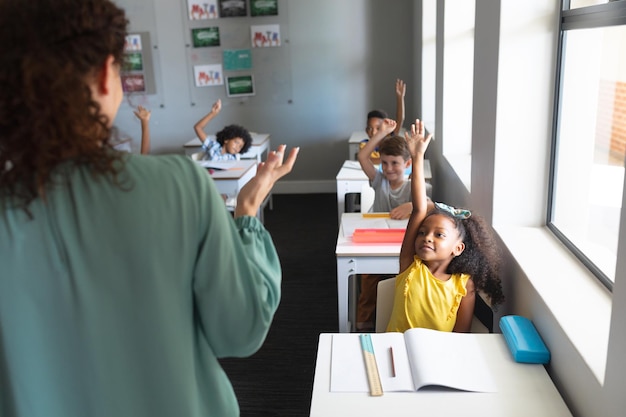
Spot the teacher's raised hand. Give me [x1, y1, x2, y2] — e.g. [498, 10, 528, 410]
[234, 145, 300, 218]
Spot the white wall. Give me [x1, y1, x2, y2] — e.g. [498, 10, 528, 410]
[113, 0, 414, 192]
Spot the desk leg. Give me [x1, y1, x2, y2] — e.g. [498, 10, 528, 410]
[337, 187, 345, 225]
[337, 257, 355, 333]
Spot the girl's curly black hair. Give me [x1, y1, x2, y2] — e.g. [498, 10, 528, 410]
[215, 124, 253, 154]
[0, 0, 128, 215]
[425, 207, 505, 306]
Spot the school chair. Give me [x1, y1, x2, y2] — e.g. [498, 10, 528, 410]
[374, 278, 493, 333]
[375, 277, 396, 333]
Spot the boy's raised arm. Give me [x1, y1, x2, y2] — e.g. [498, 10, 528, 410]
[357, 118, 396, 181]
[394, 79, 406, 136]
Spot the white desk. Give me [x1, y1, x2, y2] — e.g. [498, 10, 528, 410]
[189, 134, 272, 210]
[336, 160, 369, 223]
[184, 133, 271, 162]
[336, 213, 405, 333]
[309, 333, 573, 417]
[336, 160, 431, 224]
[348, 130, 368, 160]
[196, 159, 257, 196]
[197, 159, 268, 220]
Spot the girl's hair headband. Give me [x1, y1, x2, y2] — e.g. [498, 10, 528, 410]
[434, 202, 471, 219]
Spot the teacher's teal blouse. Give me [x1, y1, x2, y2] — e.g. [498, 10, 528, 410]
[0, 153, 281, 417]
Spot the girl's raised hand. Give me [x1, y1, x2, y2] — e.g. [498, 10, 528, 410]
[404, 119, 432, 157]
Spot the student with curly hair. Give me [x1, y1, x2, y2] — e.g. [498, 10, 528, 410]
[386, 119, 504, 333]
[0, 1, 298, 416]
[193, 99, 253, 161]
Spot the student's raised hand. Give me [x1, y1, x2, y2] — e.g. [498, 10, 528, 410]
[234, 145, 300, 218]
[133, 105, 151, 122]
[395, 79, 406, 98]
[404, 119, 432, 157]
[211, 99, 222, 115]
[380, 118, 397, 136]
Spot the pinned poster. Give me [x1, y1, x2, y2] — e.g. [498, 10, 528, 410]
[218, 0, 246, 17]
[251, 24, 280, 48]
[188, 0, 219, 20]
[193, 64, 223, 87]
[222, 49, 252, 71]
[226, 75, 255, 97]
[191, 27, 220, 47]
[121, 74, 146, 93]
[250, 0, 278, 17]
[124, 52, 143, 71]
[124, 34, 142, 51]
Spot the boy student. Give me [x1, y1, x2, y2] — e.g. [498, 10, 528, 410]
[358, 118, 412, 218]
[360, 79, 406, 163]
[355, 117, 412, 330]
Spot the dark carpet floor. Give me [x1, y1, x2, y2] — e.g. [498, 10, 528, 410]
[219, 193, 339, 417]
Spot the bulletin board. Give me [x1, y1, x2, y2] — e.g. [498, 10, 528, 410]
[122, 32, 157, 95]
[115, 0, 165, 108]
[183, 0, 292, 107]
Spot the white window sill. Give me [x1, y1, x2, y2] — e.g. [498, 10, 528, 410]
[495, 225, 611, 383]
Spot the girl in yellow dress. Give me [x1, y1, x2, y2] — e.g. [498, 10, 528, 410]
[386, 120, 504, 333]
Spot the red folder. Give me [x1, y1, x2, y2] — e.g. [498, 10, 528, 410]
[352, 228, 405, 243]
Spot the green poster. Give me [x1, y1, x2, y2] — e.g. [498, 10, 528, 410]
[226, 75, 255, 97]
[250, 0, 278, 17]
[192, 27, 220, 48]
[124, 52, 143, 71]
[223, 49, 252, 71]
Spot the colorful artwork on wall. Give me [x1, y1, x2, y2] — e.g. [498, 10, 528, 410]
[194, 64, 224, 87]
[188, 0, 219, 20]
[251, 24, 280, 48]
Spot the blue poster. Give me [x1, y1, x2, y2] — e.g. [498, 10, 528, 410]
[223, 49, 252, 71]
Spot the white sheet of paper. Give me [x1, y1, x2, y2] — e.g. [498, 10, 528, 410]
[343, 160, 362, 170]
[330, 333, 414, 393]
[197, 161, 238, 170]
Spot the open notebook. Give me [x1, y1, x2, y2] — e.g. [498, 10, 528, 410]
[331, 328, 497, 393]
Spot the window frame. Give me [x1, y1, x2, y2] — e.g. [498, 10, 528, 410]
[548, 0, 626, 292]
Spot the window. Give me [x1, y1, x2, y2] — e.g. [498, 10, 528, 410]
[421, 0, 437, 140]
[570, 0, 614, 8]
[442, 0, 475, 191]
[549, 0, 626, 289]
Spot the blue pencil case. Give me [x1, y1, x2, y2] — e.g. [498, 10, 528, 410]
[499, 315, 550, 364]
